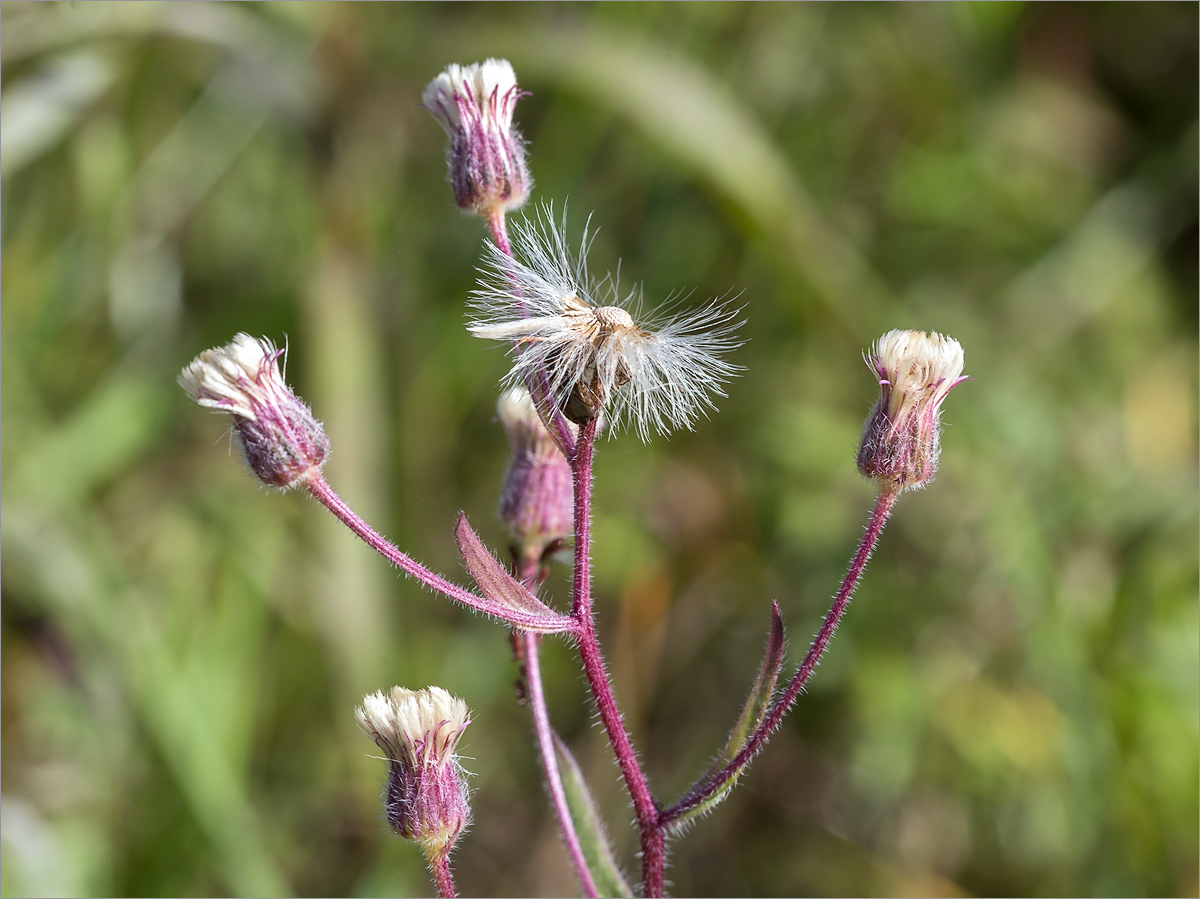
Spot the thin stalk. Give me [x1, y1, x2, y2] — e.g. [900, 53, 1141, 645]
[486, 208, 512, 257]
[569, 419, 665, 897]
[425, 849, 457, 899]
[511, 553, 599, 899]
[303, 473, 485, 610]
[523, 631, 600, 897]
[660, 488, 899, 827]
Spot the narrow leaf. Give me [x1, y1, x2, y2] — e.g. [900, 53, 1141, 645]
[454, 513, 575, 632]
[720, 599, 785, 765]
[667, 600, 785, 834]
[553, 732, 633, 899]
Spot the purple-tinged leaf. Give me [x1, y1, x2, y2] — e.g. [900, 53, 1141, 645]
[454, 513, 577, 634]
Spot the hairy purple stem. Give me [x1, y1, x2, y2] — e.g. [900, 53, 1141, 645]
[523, 630, 600, 897]
[660, 488, 899, 827]
[512, 554, 600, 899]
[569, 419, 665, 897]
[426, 850, 457, 899]
[303, 474, 487, 610]
[486, 208, 513, 257]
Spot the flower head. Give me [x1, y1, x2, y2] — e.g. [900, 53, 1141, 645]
[179, 333, 329, 488]
[469, 209, 743, 442]
[422, 58, 531, 218]
[857, 329, 967, 493]
[356, 686, 472, 857]
[497, 387, 574, 565]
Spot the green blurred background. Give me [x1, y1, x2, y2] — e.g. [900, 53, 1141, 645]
[2, 3, 1196, 896]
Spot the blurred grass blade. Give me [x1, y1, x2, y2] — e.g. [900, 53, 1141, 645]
[552, 732, 633, 899]
[7, 372, 171, 510]
[500, 25, 899, 330]
[1, 51, 115, 178]
[668, 600, 785, 835]
[1, 504, 292, 897]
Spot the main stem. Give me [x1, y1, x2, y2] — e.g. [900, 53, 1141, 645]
[569, 419, 665, 897]
[660, 488, 899, 826]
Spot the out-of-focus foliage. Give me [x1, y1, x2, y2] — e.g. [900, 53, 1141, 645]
[2, 3, 1195, 897]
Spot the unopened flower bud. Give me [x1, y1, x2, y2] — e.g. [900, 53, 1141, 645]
[422, 58, 532, 218]
[497, 387, 574, 565]
[179, 333, 329, 489]
[857, 329, 967, 494]
[356, 686, 472, 858]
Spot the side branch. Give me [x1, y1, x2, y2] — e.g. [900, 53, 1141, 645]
[304, 474, 575, 633]
[660, 488, 898, 826]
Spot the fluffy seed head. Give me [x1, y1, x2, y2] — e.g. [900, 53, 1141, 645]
[469, 208, 744, 442]
[179, 334, 329, 488]
[356, 686, 472, 855]
[422, 58, 531, 217]
[857, 329, 967, 493]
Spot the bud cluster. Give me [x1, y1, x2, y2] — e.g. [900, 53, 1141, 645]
[177, 54, 973, 899]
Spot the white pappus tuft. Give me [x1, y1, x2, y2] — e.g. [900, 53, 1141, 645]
[469, 208, 745, 442]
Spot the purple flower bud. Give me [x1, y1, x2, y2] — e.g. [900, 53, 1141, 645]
[356, 687, 472, 858]
[857, 330, 967, 494]
[496, 388, 574, 564]
[422, 58, 532, 218]
[178, 334, 329, 489]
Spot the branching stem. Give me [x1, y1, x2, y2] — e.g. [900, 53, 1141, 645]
[660, 488, 898, 826]
[304, 474, 487, 610]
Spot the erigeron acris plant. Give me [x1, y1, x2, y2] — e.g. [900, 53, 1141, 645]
[179, 57, 967, 899]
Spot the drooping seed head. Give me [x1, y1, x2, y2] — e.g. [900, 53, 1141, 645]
[469, 207, 744, 442]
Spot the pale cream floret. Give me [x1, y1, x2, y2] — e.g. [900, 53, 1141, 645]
[497, 386, 540, 432]
[498, 385, 573, 459]
[874, 329, 965, 421]
[356, 686, 470, 769]
[422, 58, 518, 134]
[178, 333, 278, 421]
[498, 386, 545, 449]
